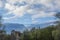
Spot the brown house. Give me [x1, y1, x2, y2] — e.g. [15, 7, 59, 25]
[11, 30, 21, 40]
[0, 30, 6, 40]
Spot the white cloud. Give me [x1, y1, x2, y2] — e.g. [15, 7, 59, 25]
[32, 19, 57, 24]
[0, 0, 4, 8]
[54, 0, 60, 9]
[6, 0, 34, 5]
[32, 20, 38, 24]
[27, 9, 40, 14]
[45, 20, 57, 23]
[6, 0, 18, 5]
[37, 0, 52, 5]
[2, 0, 60, 24]
[4, 3, 29, 19]
[32, 11, 56, 20]
[35, 0, 60, 11]
[12, 5, 28, 17]
[5, 3, 16, 11]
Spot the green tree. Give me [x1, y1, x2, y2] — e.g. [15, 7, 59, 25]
[55, 12, 60, 26]
[52, 30, 60, 40]
[23, 29, 33, 40]
[55, 12, 60, 19]
[0, 16, 2, 29]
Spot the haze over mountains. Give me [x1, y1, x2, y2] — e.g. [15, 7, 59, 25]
[1, 21, 57, 34]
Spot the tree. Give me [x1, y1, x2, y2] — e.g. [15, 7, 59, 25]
[53, 12, 60, 40]
[55, 12, 60, 19]
[52, 30, 60, 40]
[55, 12, 60, 29]
[0, 16, 2, 29]
[55, 12, 60, 23]
[40, 26, 54, 40]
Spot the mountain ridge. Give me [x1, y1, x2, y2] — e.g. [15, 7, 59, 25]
[1, 21, 57, 34]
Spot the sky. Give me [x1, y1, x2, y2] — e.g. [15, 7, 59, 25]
[0, 0, 60, 24]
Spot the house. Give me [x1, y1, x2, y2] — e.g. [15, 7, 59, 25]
[11, 30, 21, 40]
[0, 30, 6, 40]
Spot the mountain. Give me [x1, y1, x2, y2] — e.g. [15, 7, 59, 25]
[3, 23, 26, 34]
[25, 21, 57, 29]
[2, 21, 57, 34]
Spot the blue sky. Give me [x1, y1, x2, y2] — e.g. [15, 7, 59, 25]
[0, 0, 60, 24]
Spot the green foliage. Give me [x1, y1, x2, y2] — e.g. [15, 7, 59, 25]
[19, 26, 55, 40]
[52, 30, 60, 40]
[0, 24, 60, 40]
[0, 16, 2, 28]
[55, 12, 60, 19]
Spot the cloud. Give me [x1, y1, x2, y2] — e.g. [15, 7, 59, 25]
[37, 0, 52, 5]
[4, 3, 29, 19]
[6, 0, 34, 5]
[5, 3, 15, 11]
[32, 19, 57, 24]
[1, 0, 60, 24]
[54, 0, 60, 9]
[0, 0, 5, 8]
[32, 11, 56, 20]
[12, 5, 28, 17]
[32, 20, 38, 24]
[4, 0, 60, 18]
[6, 0, 18, 5]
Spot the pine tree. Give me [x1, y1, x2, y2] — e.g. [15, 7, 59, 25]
[0, 16, 2, 29]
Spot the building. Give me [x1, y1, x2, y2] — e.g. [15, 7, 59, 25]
[11, 30, 21, 40]
[0, 30, 6, 40]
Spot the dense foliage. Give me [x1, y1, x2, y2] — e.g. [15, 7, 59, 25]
[0, 25, 60, 40]
[20, 25, 57, 40]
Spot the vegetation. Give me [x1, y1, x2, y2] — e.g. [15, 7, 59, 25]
[0, 24, 59, 40]
[20, 26, 56, 40]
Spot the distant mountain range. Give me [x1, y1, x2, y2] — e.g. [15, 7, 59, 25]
[25, 21, 57, 29]
[3, 23, 26, 34]
[1, 21, 57, 34]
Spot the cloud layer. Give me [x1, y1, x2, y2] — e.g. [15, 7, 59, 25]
[0, 0, 60, 24]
